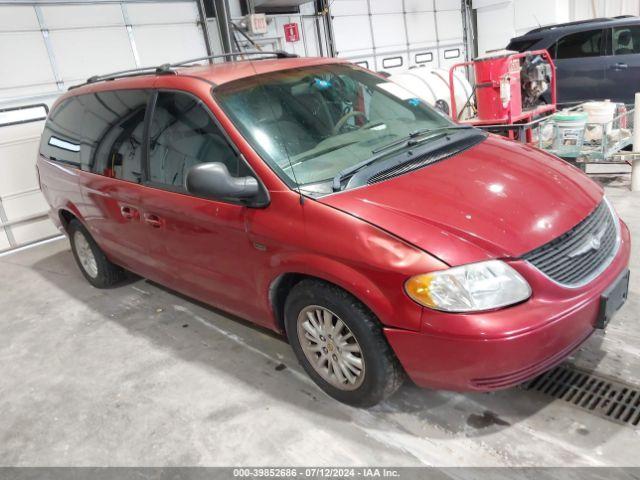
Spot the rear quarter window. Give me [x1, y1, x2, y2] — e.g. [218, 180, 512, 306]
[40, 89, 150, 183]
[506, 38, 540, 52]
[39, 97, 85, 168]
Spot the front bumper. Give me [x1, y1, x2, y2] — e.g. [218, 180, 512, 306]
[385, 220, 631, 391]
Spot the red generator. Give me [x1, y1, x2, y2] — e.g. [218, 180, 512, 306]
[449, 49, 557, 141]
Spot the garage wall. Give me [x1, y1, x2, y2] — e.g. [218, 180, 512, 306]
[474, 0, 640, 55]
[328, 0, 466, 74]
[0, 119, 54, 252]
[0, 0, 210, 253]
[227, 3, 327, 57]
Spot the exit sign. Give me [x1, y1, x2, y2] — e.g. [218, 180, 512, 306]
[284, 23, 300, 43]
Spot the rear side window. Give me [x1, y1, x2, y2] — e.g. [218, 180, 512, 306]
[613, 25, 640, 55]
[555, 29, 604, 59]
[39, 96, 86, 168]
[40, 89, 150, 183]
[147, 91, 243, 189]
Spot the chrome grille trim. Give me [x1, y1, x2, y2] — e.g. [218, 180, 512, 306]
[522, 198, 620, 288]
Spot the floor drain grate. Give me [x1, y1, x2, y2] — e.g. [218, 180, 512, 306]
[522, 364, 640, 428]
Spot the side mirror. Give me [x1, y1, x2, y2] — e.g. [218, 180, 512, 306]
[185, 162, 259, 202]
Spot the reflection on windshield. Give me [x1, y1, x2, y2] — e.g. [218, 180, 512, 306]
[214, 64, 453, 194]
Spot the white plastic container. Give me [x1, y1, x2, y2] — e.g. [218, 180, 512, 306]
[582, 100, 617, 135]
[552, 110, 588, 157]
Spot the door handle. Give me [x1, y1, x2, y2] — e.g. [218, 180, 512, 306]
[611, 62, 629, 70]
[144, 213, 163, 229]
[120, 205, 139, 220]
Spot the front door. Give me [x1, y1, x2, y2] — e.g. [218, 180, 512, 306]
[603, 25, 640, 103]
[140, 90, 265, 321]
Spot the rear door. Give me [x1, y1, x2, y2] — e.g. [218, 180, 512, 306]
[139, 90, 265, 321]
[603, 24, 640, 103]
[553, 28, 606, 104]
[40, 89, 153, 274]
[78, 89, 153, 274]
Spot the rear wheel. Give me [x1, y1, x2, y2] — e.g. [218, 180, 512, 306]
[285, 279, 404, 407]
[68, 219, 125, 288]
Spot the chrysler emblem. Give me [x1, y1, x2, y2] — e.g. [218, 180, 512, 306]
[568, 228, 605, 258]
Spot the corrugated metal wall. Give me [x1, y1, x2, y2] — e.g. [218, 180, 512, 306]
[227, 2, 328, 57]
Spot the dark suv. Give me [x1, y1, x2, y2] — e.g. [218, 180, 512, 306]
[507, 16, 640, 104]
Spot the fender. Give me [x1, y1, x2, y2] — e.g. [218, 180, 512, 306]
[247, 193, 444, 334]
[261, 252, 424, 332]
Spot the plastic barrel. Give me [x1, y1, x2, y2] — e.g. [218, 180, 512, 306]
[389, 68, 474, 120]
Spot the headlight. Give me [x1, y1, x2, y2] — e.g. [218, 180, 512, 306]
[405, 260, 531, 313]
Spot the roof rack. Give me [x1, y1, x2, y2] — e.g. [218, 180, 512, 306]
[171, 50, 298, 68]
[525, 17, 614, 34]
[69, 50, 298, 90]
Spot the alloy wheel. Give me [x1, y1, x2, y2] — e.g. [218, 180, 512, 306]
[296, 305, 365, 391]
[74, 230, 98, 279]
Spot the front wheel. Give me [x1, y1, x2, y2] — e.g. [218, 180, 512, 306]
[285, 280, 404, 407]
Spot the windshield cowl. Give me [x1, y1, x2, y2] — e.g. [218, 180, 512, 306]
[334, 129, 487, 193]
[332, 127, 484, 192]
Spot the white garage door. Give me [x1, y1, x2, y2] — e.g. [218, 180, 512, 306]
[0, 0, 210, 253]
[329, 0, 466, 73]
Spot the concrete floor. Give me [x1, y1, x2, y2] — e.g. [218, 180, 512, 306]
[0, 184, 639, 467]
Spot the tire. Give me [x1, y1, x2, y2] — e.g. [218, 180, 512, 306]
[68, 219, 125, 288]
[284, 279, 404, 407]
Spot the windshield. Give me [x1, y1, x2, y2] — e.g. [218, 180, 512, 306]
[213, 64, 453, 195]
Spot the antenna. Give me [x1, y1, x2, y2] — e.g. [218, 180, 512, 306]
[533, 14, 541, 28]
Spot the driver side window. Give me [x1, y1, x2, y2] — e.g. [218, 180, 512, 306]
[613, 26, 640, 55]
[148, 91, 244, 189]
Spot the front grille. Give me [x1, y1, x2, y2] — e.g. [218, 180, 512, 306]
[522, 201, 618, 287]
[522, 364, 640, 428]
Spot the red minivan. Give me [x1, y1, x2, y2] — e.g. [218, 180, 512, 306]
[37, 54, 630, 406]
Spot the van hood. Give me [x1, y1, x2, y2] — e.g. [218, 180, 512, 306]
[320, 135, 603, 266]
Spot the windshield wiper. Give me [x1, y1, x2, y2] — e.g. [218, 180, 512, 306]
[332, 124, 475, 191]
[332, 149, 396, 191]
[293, 140, 360, 165]
[371, 124, 474, 155]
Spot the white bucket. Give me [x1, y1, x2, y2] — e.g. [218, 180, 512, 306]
[552, 111, 588, 157]
[582, 100, 617, 135]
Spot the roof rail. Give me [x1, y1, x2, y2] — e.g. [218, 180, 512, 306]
[69, 50, 298, 90]
[82, 64, 175, 86]
[525, 17, 613, 34]
[172, 50, 298, 67]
